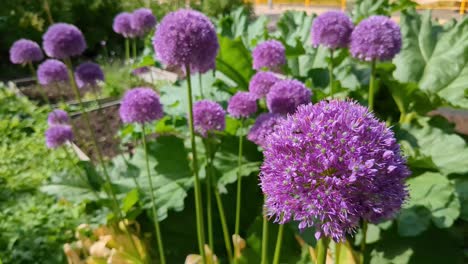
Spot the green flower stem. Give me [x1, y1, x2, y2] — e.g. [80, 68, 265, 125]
[234, 120, 244, 263]
[185, 64, 206, 263]
[272, 224, 284, 264]
[360, 221, 368, 264]
[28, 62, 50, 106]
[141, 123, 166, 264]
[316, 237, 330, 264]
[132, 38, 137, 59]
[206, 150, 214, 254]
[260, 204, 269, 264]
[335, 242, 342, 264]
[199, 73, 204, 98]
[64, 58, 142, 260]
[125, 38, 130, 62]
[368, 60, 377, 111]
[329, 49, 335, 98]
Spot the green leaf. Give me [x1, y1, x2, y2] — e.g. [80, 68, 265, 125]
[394, 10, 468, 108]
[122, 188, 139, 213]
[454, 178, 468, 221]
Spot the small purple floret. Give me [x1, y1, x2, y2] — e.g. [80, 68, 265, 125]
[247, 113, 283, 148]
[131, 8, 157, 37]
[266, 79, 312, 115]
[260, 100, 410, 242]
[249, 72, 279, 99]
[350, 16, 402, 61]
[74, 62, 104, 89]
[48, 109, 70, 125]
[45, 125, 73, 149]
[153, 9, 219, 74]
[193, 100, 226, 137]
[113, 12, 137, 38]
[252, 40, 286, 71]
[9, 39, 43, 64]
[119, 87, 164, 124]
[37, 59, 69, 85]
[227, 92, 257, 119]
[42, 23, 86, 59]
[311, 11, 354, 49]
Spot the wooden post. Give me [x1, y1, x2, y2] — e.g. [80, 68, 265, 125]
[461, 0, 467, 15]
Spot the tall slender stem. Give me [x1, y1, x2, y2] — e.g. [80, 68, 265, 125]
[199, 73, 204, 98]
[272, 224, 284, 264]
[206, 159, 214, 253]
[328, 49, 335, 98]
[185, 64, 206, 263]
[132, 39, 137, 59]
[125, 38, 130, 62]
[64, 58, 142, 259]
[234, 121, 244, 263]
[368, 60, 376, 111]
[43, 0, 54, 25]
[28, 62, 50, 106]
[316, 238, 330, 264]
[360, 221, 368, 264]
[141, 124, 166, 264]
[260, 206, 269, 264]
[335, 242, 342, 264]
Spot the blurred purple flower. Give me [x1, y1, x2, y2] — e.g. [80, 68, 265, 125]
[131, 8, 157, 37]
[113, 12, 137, 38]
[249, 71, 280, 99]
[45, 125, 73, 149]
[252, 40, 286, 71]
[74, 62, 104, 88]
[260, 100, 410, 242]
[350, 16, 402, 61]
[42, 23, 86, 59]
[266, 79, 312, 115]
[9, 39, 43, 64]
[247, 113, 283, 148]
[193, 100, 226, 137]
[119, 87, 164, 124]
[227, 92, 257, 119]
[37, 59, 69, 85]
[153, 9, 219, 74]
[47, 109, 70, 125]
[311, 11, 354, 49]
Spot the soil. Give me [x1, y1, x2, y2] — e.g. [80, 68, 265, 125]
[19, 82, 78, 105]
[71, 104, 128, 161]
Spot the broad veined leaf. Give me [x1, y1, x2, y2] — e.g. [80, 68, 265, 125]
[394, 10, 468, 108]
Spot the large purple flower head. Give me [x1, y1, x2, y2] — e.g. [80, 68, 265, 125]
[37, 59, 69, 85]
[48, 109, 70, 125]
[260, 100, 410, 242]
[45, 125, 73, 149]
[74, 62, 104, 89]
[249, 71, 279, 99]
[131, 8, 157, 37]
[43, 23, 86, 59]
[311, 11, 354, 49]
[9, 39, 43, 64]
[247, 113, 283, 148]
[350, 16, 402, 61]
[153, 9, 219, 74]
[266, 79, 312, 115]
[193, 100, 226, 137]
[252, 40, 286, 71]
[113, 12, 136, 38]
[227, 92, 257, 119]
[119, 87, 164, 124]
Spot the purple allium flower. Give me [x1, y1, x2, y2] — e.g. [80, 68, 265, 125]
[193, 100, 226, 137]
[260, 100, 410, 242]
[47, 109, 70, 125]
[131, 8, 157, 37]
[227, 92, 257, 119]
[9, 39, 43, 64]
[350, 16, 402, 61]
[45, 125, 73, 149]
[266, 79, 312, 115]
[252, 40, 286, 71]
[37, 59, 69, 85]
[74, 62, 104, 89]
[311, 11, 354, 49]
[119, 87, 164, 124]
[153, 9, 219, 74]
[249, 72, 280, 99]
[113, 12, 136, 38]
[247, 113, 283, 148]
[42, 23, 86, 59]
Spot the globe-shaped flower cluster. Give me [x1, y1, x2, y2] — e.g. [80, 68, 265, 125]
[48, 109, 70, 126]
[154, 9, 219, 74]
[37, 59, 69, 85]
[193, 100, 226, 137]
[9, 39, 43, 64]
[247, 113, 283, 148]
[113, 12, 137, 38]
[249, 71, 279, 99]
[311, 11, 354, 49]
[42, 23, 86, 59]
[119, 87, 164, 124]
[260, 100, 409, 241]
[266, 79, 312, 115]
[252, 40, 286, 71]
[131, 8, 157, 37]
[350, 16, 402, 61]
[74, 62, 104, 89]
[45, 124, 73, 149]
[227, 92, 257, 118]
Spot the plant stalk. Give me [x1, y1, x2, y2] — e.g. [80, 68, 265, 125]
[261, 207, 269, 264]
[272, 224, 284, 264]
[132, 38, 137, 59]
[125, 38, 130, 62]
[199, 73, 204, 98]
[234, 120, 244, 263]
[316, 237, 330, 264]
[368, 60, 377, 111]
[185, 64, 206, 263]
[360, 221, 368, 264]
[141, 123, 166, 264]
[329, 49, 335, 98]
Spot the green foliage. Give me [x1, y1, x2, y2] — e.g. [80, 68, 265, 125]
[202, 0, 252, 18]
